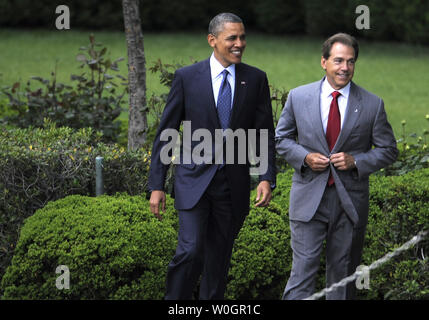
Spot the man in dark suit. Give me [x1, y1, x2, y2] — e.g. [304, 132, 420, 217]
[148, 13, 276, 300]
[275, 33, 398, 299]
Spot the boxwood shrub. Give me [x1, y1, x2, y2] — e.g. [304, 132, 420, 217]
[225, 202, 292, 299]
[358, 168, 429, 299]
[1, 194, 177, 299]
[1, 169, 428, 299]
[0, 123, 150, 281]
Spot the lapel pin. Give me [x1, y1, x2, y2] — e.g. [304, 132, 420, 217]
[241, 81, 246, 85]
[354, 108, 358, 112]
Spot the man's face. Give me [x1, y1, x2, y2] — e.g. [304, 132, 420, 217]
[321, 42, 356, 90]
[208, 22, 246, 67]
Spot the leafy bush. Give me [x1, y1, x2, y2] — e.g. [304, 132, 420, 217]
[0, 122, 150, 281]
[359, 169, 429, 299]
[0, 0, 252, 32]
[1, 169, 427, 299]
[381, 117, 429, 176]
[1, 35, 127, 143]
[302, 0, 356, 36]
[1, 183, 294, 300]
[1, 194, 177, 299]
[0, 171, 295, 300]
[303, 0, 429, 44]
[2, 0, 429, 44]
[250, 0, 305, 34]
[226, 202, 292, 299]
[146, 59, 190, 147]
[350, 0, 429, 44]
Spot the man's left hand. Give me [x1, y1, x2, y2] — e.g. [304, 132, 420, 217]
[330, 152, 356, 170]
[255, 180, 272, 207]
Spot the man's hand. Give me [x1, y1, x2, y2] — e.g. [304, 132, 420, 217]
[255, 180, 272, 207]
[330, 152, 356, 170]
[304, 153, 330, 171]
[150, 190, 166, 220]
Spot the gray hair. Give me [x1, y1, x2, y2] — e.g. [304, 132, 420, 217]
[208, 13, 243, 36]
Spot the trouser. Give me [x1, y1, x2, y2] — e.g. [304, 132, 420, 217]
[165, 168, 236, 300]
[283, 186, 365, 300]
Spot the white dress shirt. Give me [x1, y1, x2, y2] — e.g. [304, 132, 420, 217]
[320, 78, 350, 133]
[210, 53, 235, 108]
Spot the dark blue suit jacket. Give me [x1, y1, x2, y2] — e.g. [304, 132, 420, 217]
[148, 58, 276, 218]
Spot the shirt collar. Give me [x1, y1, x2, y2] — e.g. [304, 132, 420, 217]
[210, 53, 235, 80]
[321, 77, 351, 99]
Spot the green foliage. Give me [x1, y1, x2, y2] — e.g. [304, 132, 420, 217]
[303, 0, 355, 36]
[226, 202, 292, 299]
[382, 116, 429, 176]
[0, 97, 15, 126]
[0, 122, 150, 281]
[270, 86, 291, 174]
[1, 35, 127, 143]
[2, 0, 429, 44]
[250, 0, 305, 34]
[146, 59, 192, 146]
[351, 0, 429, 44]
[359, 169, 429, 300]
[0, 194, 177, 299]
[1, 169, 428, 299]
[301, 0, 429, 44]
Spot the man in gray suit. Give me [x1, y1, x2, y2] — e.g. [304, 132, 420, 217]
[275, 33, 398, 300]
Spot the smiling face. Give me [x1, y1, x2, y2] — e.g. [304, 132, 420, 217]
[321, 42, 356, 90]
[207, 22, 246, 67]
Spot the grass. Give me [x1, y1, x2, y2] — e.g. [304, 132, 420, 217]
[1, 28, 428, 138]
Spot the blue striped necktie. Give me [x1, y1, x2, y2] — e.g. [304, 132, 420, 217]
[217, 69, 232, 130]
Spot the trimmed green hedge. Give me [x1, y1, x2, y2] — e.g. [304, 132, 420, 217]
[1, 194, 177, 299]
[226, 202, 291, 299]
[0, 124, 150, 281]
[359, 169, 429, 299]
[1, 168, 428, 299]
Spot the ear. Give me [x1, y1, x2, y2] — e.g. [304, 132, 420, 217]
[321, 56, 327, 71]
[207, 34, 216, 48]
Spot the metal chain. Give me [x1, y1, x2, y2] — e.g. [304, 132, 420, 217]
[304, 229, 428, 300]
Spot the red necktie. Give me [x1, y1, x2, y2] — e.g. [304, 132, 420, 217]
[326, 91, 341, 186]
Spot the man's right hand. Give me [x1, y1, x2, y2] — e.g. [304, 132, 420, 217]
[150, 190, 166, 220]
[304, 153, 330, 171]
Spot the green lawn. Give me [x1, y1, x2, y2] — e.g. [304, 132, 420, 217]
[1, 29, 428, 137]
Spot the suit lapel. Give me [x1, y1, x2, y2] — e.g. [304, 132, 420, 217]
[229, 63, 247, 129]
[198, 59, 221, 128]
[307, 80, 330, 154]
[332, 81, 362, 152]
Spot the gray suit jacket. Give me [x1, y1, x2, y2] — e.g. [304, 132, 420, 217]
[275, 78, 398, 228]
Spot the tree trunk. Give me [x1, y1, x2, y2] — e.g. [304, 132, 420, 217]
[122, 0, 147, 150]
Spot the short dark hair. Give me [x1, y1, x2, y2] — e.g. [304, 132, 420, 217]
[208, 13, 243, 36]
[322, 33, 359, 61]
